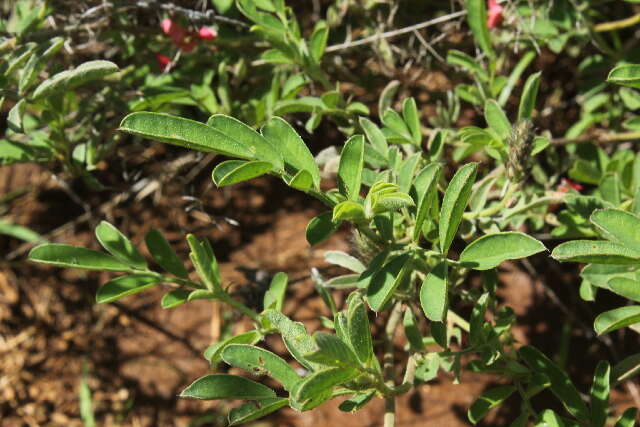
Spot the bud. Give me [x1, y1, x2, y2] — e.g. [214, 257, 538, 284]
[198, 26, 218, 40]
[155, 53, 171, 71]
[506, 119, 534, 183]
[487, 0, 504, 29]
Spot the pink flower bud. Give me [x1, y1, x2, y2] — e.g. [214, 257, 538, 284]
[198, 26, 218, 40]
[487, 0, 503, 29]
[155, 53, 171, 71]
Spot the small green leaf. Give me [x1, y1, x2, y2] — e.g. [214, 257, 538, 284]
[468, 386, 516, 424]
[7, 99, 26, 133]
[29, 244, 131, 272]
[145, 229, 188, 279]
[306, 212, 340, 246]
[420, 262, 448, 322]
[466, 0, 494, 58]
[378, 80, 400, 115]
[439, 162, 478, 254]
[614, 408, 639, 427]
[590, 361, 610, 427]
[608, 64, 640, 89]
[484, 99, 511, 141]
[212, 160, 272, 187]
[359, 117, 388, 157]
[338, 135, 365, 200]
[539, 409, 565, 427]
[222, 344, 300, 391]
[382, 109, 412, 142]
[347, 294, 374, 364]
[412, 163, 442, 242]
[338, 392, 375, 412]
[459, 232, 546, 270]
[263, 272, 287, 312]
[180, 374, 276, 400]
[402, 98, 422, 145]
[187, 235, 220, 291]
[95, 221, 147, 270]
[332, 200, 366, 222]
[609, 277, 640, 302]
[590, 209, 640, 253]
[263, 310, 321, 371]
[306, 332, 360, 368]
[204, 331, 262, 363]
[32, 60, 118, 100]
[292, 368, 359, 405]
[612, 353, 640, 384]
[228, 398, 288, 426]
[288, 169, 314, 191]
[594, 306, 640, 335]
[551, 241, 640, 264]
[324, 251, 366, 274]
[518, 72, 542, 121]
[96, 274, 158, 303]
[519, 345, 589, 421]
[498, 51, 536, 106]
[308, 20, 328, 62]
[366, 254, 412, 311]
[161, 289, 191, 308]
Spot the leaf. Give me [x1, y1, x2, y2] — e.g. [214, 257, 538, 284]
[412, 163, 442, 242]
[204, 331, 262, 363]
[332, 200, 366, 222]
[119, 112, 254, 159]
[612, 353, 640, 384]
[466, 0, 494, 58]
[338, 392, 375, 412]
[7, 99, 26, 133]
[404, 308, 424, 352]
[467, 386, 516, 424]
[160, 289, 191, 308]
[378, 80, 400, 115]
[614, 408, 639, 427]
[263, 272, 287, 312]
[382, 109, 412, 142]
[306, 212, 340, 246]
[439, 162, 478, 254]
[262, 310, 321, 371]
[338, 135, 365, 200]
[0, 220, 43, 242]
[186, 235, 220, 291]
[29, 244, 131, 272]
[519, 345, 590, 421]
[609, 277, 640, 302]
[222, 344, 300, 391]
[308, 20, 328, 62]
[32, 60, 118, 100]
[324, 251, 366, 274]
[360, 117, 388, 157]
[518, 72, 542, 121]
[594, 306, 640, 335]
[590, 361, 610, 427]
[180, 374, 276, 400]
[459, 232, 546, 270]
[228, 398, 288, 426]
[551, 241, 640, 264]
[95, 221, 147, 270]
[306, 332, 360, 368]
[608, 64, 640, 89]
[498, 51, 536, 106]
[212, 160, 272, 187]
[145, 229, 188, 279]
[261, 116, 320, 189]
[484, 99, 511, 141]
[539, 409, 565, 427]
[96, 274, 158, 303]
[402, 97, 422, 144]
[420, 262, 448, 322]
[288, 169, 314, 191]
[590, 209, 640, 253]
[347, 294, 374, 364]
[292, 368, 359, 404]
[366, 254, 412, 311]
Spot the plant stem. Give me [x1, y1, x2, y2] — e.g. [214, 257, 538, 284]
[382, 302, 404, 427]
[463, 182, 519, 220]
[593, 13, 640, 33]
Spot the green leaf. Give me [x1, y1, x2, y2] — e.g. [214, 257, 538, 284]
[338, 392, 375, 412]
[261, 116, 320, 189]
[404, 308, 424, 352]
[308, 20, 328, 62]
[608, 64, 640, 89]
[519, 345, 589, 421]
[590, 361, 610, 427]
[204, 331, 262, 363]
[551, 240, 640, 264]
[402, 97, 422, 144]
[498, 51, 536, 106]
[180, 374, 276, 400]
[95, 221, 147, 270]
[612, 353, 640, 384]
[347, 294, 374, 364]
[288, 169, 314, 191]
[262, 310, 320, 371]
[459, 232, 546, 270]
[222, 344, 300, 391]
[7, 99, 26, 133]
[412, 163, 442, 242]
[420, 262, 448, 322]
[467, 386, 516, 424]
[29, 244, 131, 272]
[96, 274, 158, 303]
[0, 220, 43, 242]
[439, 162, 478, 254]
[212, 160, 272, 187]
[324, 251, 366, 274]
[306, 332, 360, 368]
[32, 60, 118, 100]
[382, 109, 412, 142]
[360, 117, 388, 157]
[594, 306, 640, 335]
[263, 272, 287, 312]
[119, 112, 254, 159]
[366, 254, 412, 311]
[160, 289, 191, 308]
[292, 368, 359, 405]
[466, 0, 494, 58]
[145, 229, 188, 279]
[338, 135, 365, 200]
[306, 212, 340, 246]
[332, 200, 366, 222]
[614, 408, 639, 427]
[378, 80, 400, 115]
[590, 209, 640, 253]
[228, 398, 288, 426]
[518, 72, 542, 121]
[539, 409, 565, 427]
[186, 235, 220, 291]
[609, 277, 640, 302]
[484, 99, 511, 141]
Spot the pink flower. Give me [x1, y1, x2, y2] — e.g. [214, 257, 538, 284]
[156, 53, 171, 71]
[198, 26, 218, 40]
[487, 0, 503, 29]
[558, 178, 584, 193]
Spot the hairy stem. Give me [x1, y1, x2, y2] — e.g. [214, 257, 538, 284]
[382, 302, 404, 427]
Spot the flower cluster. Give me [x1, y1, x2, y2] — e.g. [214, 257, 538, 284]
[156, 18, 218, 70]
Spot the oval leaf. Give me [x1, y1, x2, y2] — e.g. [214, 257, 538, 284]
[29, 244, 131, 272]
[466, 0, 494, 58]
[95, 221, 147, 270]
[306, 212, 340, 246]
[96, 274, 158, 303]
[229, 398, 288, 426]
[366, 254, 411, 312]
[338, 135, 365, 200]
[439, 162, 478, 254]
[551, 240, 640, 264]
[32, 60, 118, 100]
[594, 306, 640, 335]
[608, 64, 640, 89]
[180, 374, 276, 400]
[468, 386, 515, 424]
[517, 72, 542, 121]
[590, 209, 640, 253]
[459, 232, 546, 270]
[212, 160, 272, 187]
[222, 344, 300, 391]
[145, 229, 189, 279]
[420, 261, 448, 322]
